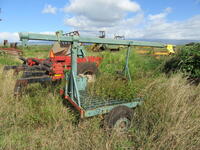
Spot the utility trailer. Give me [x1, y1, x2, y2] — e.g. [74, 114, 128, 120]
[18, 31, 167, 131]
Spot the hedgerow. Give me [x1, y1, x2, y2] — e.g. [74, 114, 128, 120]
[163, 43, 200, 83]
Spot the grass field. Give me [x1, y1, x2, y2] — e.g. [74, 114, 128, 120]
[0, 45, 199, 150]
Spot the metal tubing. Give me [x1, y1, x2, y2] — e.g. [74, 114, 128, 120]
[3, 65, 18, 71]
[84, 101, 142, 117]
[65, 96, 84, 118]
[19, 32, 73, 42]
[72, 72, 81, 107]
[19, 32, 166, 48]
[125, 46, 131, 81]
[71, 41, 78, 76]
[68, 40, 78, 100]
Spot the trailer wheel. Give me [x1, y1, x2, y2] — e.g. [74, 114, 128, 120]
[104, 106, 133, 132]
[77, 62, 98, 82]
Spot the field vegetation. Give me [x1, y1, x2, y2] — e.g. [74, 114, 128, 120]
[164, 43, 200, 83]
[0, 45, 199, 150]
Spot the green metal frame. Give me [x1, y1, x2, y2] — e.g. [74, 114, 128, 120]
[122, 46, 131, 81]
[84, 100, 142, 117]
[20, 32, 165, 47]
[19, 31, 166, 118]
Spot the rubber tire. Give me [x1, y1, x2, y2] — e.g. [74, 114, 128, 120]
[104, 105, 133, 130]
[77, 62, 98, 75]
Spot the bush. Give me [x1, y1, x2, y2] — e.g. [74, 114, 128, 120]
[163, 43, 200, 82]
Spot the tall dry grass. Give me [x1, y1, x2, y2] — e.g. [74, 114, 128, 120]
[130, 74, 200, 149]
[0, 67, 129, 150]
[0, 69, 199, 149]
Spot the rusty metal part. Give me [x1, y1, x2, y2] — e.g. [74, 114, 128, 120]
[3, 40, 8, 46]
[10, 42, 18, 48]
[14, 75, 51, 95]
[3, 64, 48, 76]
[3, 65, 19, 71]
[3, 65, 26, 75]
[51, 31, 80, 56]
[22, 71, 46, 78]
[13, 66, 27, 75]
[51, 42, 71, 56]
[14, 79, 28, 96]
[0, 47, 23, 56]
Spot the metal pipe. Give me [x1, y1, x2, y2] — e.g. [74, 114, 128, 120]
[19, 32, 166, 48]
[124, 46, 131, 81]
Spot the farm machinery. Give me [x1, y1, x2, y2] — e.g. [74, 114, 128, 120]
[135, 44, 175, 57]
[90, 31, 125, 52]
[5, 31, 168, 130]
[0, 40, 22, 56]
[3, 31, 102, 95]
[0, 47, 23, 56]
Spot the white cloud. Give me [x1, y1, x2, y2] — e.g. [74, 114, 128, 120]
[2, 2, 200, 42]
[63, 0, 143, 38]
[143, 9, 200, 40]
[0, 32, 19, 42]
[63, 0, 140, 24]
[148, 7, 172, 21]
[42, 4, 57, 14]
[63, 1, 200, 40]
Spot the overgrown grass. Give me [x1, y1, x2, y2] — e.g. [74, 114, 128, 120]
[130, 75, 200, 149]
[0, 46, 200, 149]
[87, 50, 164, 100]
[18, 45, 51, 58]
[0, 69, 132, 150]
[1, 69, 199, 150]
[97, 49, 164, 77]
[0, 55, 21, 66]
[0, 45, 50, 67]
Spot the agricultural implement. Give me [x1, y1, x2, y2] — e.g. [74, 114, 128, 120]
[0, 40, 21, 56]
[8, 31, 167, 130]
[135, 44, 175, 57]
[90, 31, 175, 56]
[0, 47, 23, 56]
[3, 31, 102, 95]
[90, 31, 125, 52]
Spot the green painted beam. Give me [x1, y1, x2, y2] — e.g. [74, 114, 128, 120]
[19, 32, 166, 48]
[84, 101, 142, 118]
[19, 32, 73, 42]
[79, 37, 165, 47]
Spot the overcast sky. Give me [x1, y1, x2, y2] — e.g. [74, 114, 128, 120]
[0, 0, 200, 41]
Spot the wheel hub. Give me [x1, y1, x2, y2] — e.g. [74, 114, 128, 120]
[114, 117, 130, 132]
